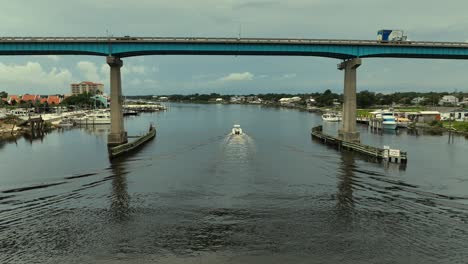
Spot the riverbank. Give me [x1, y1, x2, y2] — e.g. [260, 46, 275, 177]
[0, 116, 55, 140]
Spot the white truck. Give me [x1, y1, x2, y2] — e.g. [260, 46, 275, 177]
[377, 30, 408, 42]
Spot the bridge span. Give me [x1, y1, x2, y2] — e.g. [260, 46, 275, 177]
[2, 37, 468, 145]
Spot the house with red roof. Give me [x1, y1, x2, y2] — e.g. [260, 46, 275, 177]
[21, 94, 41, 103]
[7, 95, 20, 104]
[47, 95, 61, 105]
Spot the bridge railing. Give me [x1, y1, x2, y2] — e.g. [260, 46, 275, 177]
[2, 37, 468, 48]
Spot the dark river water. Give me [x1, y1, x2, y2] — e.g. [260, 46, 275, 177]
[1, 103, 468, 263]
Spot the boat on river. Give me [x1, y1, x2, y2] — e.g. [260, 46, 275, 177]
[322, 112, 341, 122]
[232, 124, 243, 135]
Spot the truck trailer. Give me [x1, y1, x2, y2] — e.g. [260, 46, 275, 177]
[377, 30, 408, 42]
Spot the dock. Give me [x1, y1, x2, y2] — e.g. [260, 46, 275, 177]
[311, 125, 407, 163]
[108, 125, 156, 158]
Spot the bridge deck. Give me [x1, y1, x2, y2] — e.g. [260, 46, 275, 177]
[1, 37, 468, 48]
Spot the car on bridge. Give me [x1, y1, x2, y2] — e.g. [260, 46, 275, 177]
[115, 35, 138, 41]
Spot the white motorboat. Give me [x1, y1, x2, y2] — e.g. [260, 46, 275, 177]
[322, 112, 341, 122]
[56, 118, 75, 128]
[371, 110, 398, 130]
[232, 124, 243, 135]
[75, 111, 111, 125]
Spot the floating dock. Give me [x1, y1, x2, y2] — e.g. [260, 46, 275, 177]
[311, 125, 407, 163]
[108, 125, 156, 158]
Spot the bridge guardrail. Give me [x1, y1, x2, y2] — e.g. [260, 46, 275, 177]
[2, 37, 468, 48]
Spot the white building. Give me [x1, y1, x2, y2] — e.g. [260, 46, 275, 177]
[459, 97, 468, 106]
[279, 98, 291, 105]
[441, 110, 468, 121]
[307, 97, 316, 105]
[411, 97, 426, 105]
[438, 95, 459, 106]
[215, 98, 224, 102]
[290, 96, 302, 102]
[230, 96, 245, 103]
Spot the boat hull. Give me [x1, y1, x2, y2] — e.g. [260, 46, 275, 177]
[75, 119, 111, 125]
[382, 122, 398, 130]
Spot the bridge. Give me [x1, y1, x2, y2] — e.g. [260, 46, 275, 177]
[2, 37, 468, 145]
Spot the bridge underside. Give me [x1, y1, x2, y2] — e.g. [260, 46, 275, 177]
[3, 40, 468, 60]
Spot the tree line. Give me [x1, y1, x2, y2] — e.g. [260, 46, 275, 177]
[131, 90, 467, 108]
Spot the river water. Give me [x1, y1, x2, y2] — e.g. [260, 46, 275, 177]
[1, 103, 467, 263]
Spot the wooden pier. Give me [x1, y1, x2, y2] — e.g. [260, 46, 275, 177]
[26, 116, 45, 135]
[108, 125, 156, 158]
[311, 125, 407, 163]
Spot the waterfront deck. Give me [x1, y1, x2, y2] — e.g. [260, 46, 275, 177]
[311, 125, 407, 163]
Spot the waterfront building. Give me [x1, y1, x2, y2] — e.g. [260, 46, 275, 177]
[441, 109, 468, 121]
[21, 94, 41, 103]
[70, 81, 104, 95]
[91, 95, 110, 107]
[407, 111, 441, 123]
[290, 96, 302, 103]
[411, 97, 426, 105]
[230, 96, 245, 103]
[307, 97, 316, 105]
[7, 95, 20, 104]
[459, 97, 468, 106]
[438, 95, 459, 106]
[47, 95, 61, 105]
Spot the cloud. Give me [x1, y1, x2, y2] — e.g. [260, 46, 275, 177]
[122, 65, 146, 75]
[281, 73, 297, 79]
[233, 1, 279, 10]
[0, 62, 73, 94]
[32, 55, 61, 61]
[76, 61, 101, 82]
[218, 72, 254, 82]
[45, 55, 61, 61]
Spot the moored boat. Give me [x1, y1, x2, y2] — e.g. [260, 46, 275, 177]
[74, 111, 111, 125]
[396, 117, 410, 128]
[322, 112, 341, 122]
[57, 118, 75, 128]
[370, 110, 397, 130]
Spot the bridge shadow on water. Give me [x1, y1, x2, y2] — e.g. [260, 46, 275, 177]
[108, 156, 131, 223]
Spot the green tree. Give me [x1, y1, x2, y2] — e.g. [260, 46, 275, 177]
[0, 91, 7, 98]
[61, 93, 96, 108]
[356, 90, 376, 108]
[315, 89, 340, 107]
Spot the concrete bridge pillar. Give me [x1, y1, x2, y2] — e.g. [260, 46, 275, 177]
[338, 58, 361, 143]
[107, 56, 127, 146]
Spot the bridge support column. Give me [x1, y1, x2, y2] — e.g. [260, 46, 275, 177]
[338, 58, 361, 143]
[107, 56, 127, 146]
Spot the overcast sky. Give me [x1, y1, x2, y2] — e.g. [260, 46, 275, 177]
[1, 0, 468, 95]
